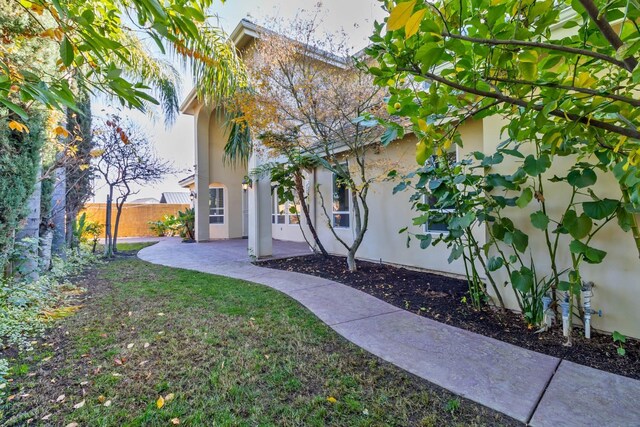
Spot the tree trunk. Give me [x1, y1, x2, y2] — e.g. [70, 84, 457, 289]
[112, 197, 126, 254]
[104, 191, 114, 257]
[346, 249, 357, 272]
[51, 163, 67, 257]
[16, 163, 42, 280]
[294, 171, 328, 257]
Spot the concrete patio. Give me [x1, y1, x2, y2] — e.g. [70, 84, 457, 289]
[139, 238, 640, 426]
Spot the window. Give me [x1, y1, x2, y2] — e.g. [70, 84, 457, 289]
[271, 187, 286, 224]
[209, 187, 224, 224]
[332, 169, 350, 228]
[288, 197, 302, 225]
[424, 152, 457, 234]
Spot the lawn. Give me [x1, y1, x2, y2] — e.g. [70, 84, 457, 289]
[2, 254, 516, 426]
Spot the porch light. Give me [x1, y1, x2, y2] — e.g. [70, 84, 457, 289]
[242, 176, 253, 191]
[189, 190, 197, 201]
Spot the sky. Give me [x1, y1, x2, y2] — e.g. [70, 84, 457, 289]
[91, 0, 387, 203]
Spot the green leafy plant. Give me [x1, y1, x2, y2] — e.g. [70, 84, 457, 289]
[176, 208, 195, 241]
[613, 331, 627, 356]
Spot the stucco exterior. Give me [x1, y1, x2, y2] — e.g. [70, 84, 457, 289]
[180, 19, 640, 339]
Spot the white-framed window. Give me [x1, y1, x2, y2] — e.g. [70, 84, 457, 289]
[424, 151, 457, 234]
[272, 186, 304, 226]
[332, 167, 350, 228]
[209, 187, 224, 224]
[271, 187, 286, 224]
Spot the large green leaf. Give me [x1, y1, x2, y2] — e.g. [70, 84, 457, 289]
[487, 256, 504, 272]
[511, 268, 534, 293]
[530, 211, 550, 230]
[563, 210, 593, 240]
[567, 169, 597, 188]
[582, 199, 619, 220]
[60, 37, 75, 67]
[569, 240, 607, 263]
[523, 154, 551, 177]
[516, 187, 533, 208]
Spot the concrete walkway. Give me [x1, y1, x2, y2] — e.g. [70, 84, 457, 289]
[139, 238, 640, 426]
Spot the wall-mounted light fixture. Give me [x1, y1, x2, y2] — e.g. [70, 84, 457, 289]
[189, 190, 197, 201]
[241, 176, 253, 191]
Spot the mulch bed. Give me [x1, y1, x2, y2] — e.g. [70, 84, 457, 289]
[257, 254, 640, 380]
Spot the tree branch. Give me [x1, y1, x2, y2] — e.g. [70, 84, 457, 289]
[401, 66, 640, 140]
[444, 32, 629, 70]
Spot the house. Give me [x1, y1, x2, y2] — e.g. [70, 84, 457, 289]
[180, 19, 640, 339]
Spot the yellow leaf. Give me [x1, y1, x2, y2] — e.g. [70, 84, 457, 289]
[54, 126, 70, 138]
[171, 418, 180, 425]
[79, 164, 89, 171]
[404, 9, 426, 39]
[417, 118, 428, 132]
[327, 396, 337, 404]
[89, 149, 105, 157]
[8, 120, 29, 133]
[387, 1, 417, 31]
[156, 396, 165, 409]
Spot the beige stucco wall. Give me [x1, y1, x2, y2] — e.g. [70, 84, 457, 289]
[206, 112, 247, 239]
[309, 120, 484, 275]
[482, 115, 640, 337]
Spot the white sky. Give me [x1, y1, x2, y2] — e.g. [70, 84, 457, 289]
[91, 0, 386, 202]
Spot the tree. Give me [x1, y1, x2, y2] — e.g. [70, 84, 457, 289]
[232, 16, 386, 271]
[64, 93, 93, 249]
[93, 114, 173, 256]
[367, 0, 640, 340]
[251, 131, 329, 257]
[1, 0, 245, 131]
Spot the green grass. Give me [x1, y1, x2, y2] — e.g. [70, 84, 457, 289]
[114, 241, 157, 252]
[2, 255, 516, 426]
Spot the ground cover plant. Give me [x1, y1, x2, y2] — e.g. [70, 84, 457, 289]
[1, 253, 516, 426]
[259, 255, 640, 380]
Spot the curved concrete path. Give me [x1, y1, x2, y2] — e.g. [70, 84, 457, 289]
[139, 238, 640, 426]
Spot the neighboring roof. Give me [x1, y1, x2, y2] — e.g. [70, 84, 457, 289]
[178, 174, 195, 188]
[128, 197, 160, 204]
[160, 192, 191, 204]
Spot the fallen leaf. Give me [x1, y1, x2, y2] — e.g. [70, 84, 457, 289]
[264, 354, 270, 359]
[7, 395, 15, 401]
[164, 393, 175, 403]
[157, 313, 165, 316]
[97, 395, 106, 404]
[66, 423, 78, 427]
[0, 383, 5, 389]
[41, 414, 52, 420]
[20, 393, 30, 398]
[56, 394, 65, 402]
[139, 360, 149, 366]
[127, 343, 134, 349]
[73, 399, 85, 409]
[128, 311, 132, 316]
[156, 396, 165, 409]
[104, 400, 112, 407]
[171, 418, 180, 425]
[144, 342, 150, 348]
[326, 396, 337, 404]
[112, 373, 122, 377]
[80, 381, 88, 386]
[113, 358, 123, 366]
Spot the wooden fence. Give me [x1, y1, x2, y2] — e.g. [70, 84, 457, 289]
[80, 203, 190, 237]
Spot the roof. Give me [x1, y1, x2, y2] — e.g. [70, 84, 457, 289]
[178, 174, 195, 188]
[128, 197, 160, 204]
[180, 19, 350, 115]
[160, 192, 191, 204]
